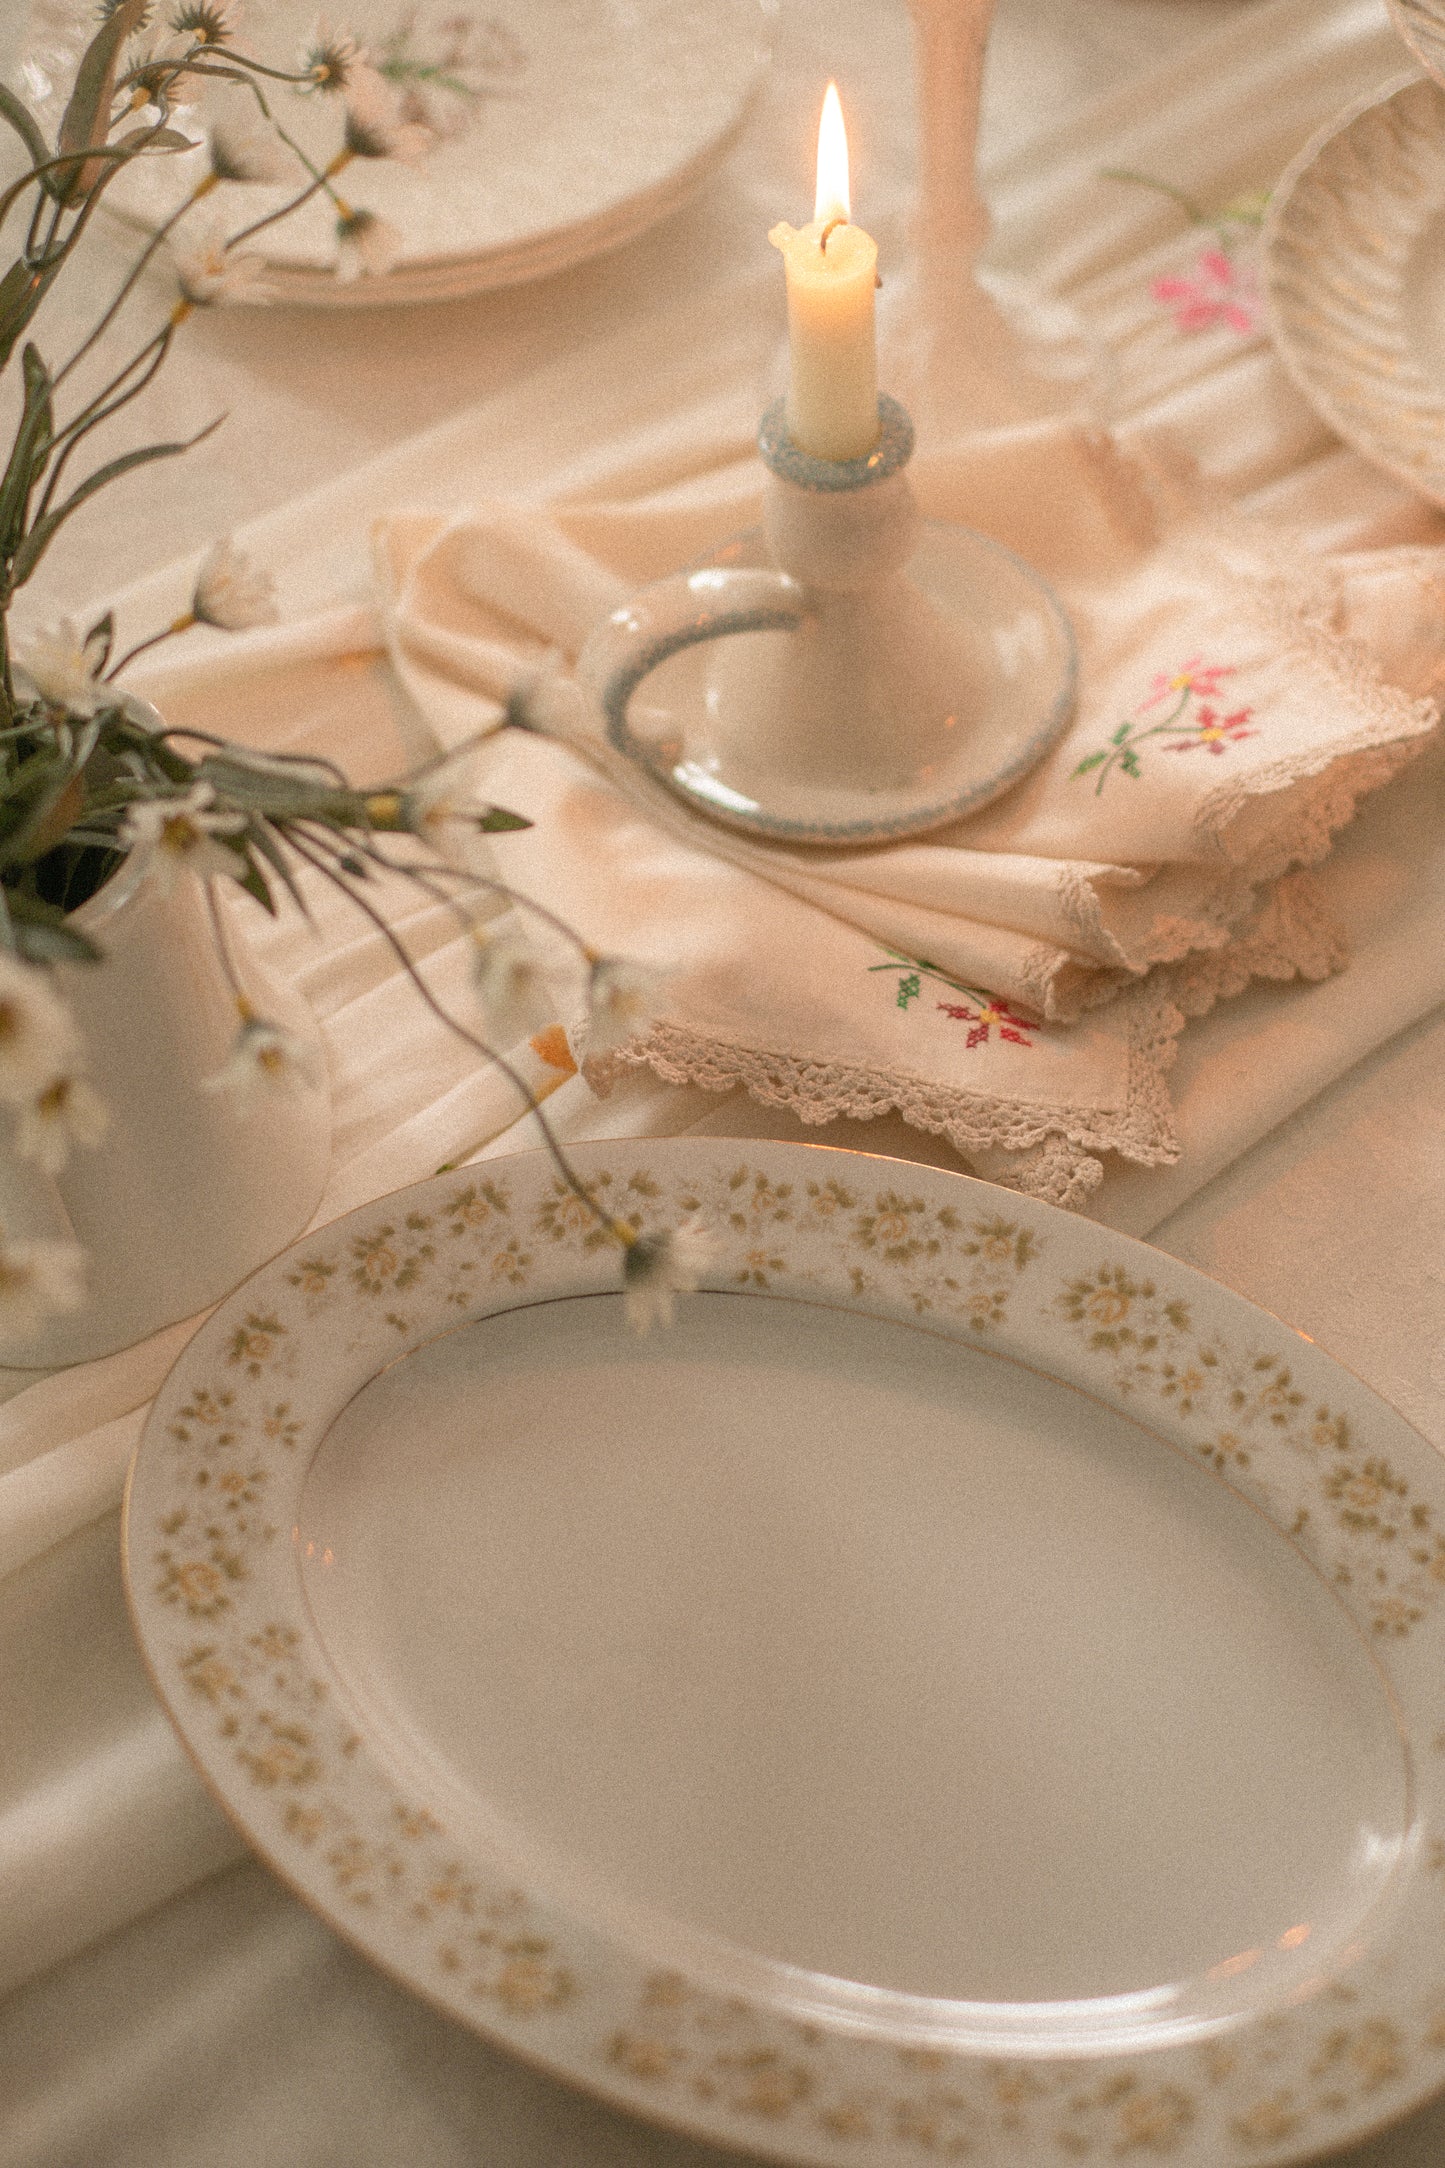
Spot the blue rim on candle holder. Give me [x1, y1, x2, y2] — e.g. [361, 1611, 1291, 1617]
[758, 394, 915, 491]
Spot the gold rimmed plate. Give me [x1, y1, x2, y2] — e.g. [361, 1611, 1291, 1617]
[125, 1137, 1445, 2165]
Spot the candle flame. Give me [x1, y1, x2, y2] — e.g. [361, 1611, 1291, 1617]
[814, 81, 849, 225]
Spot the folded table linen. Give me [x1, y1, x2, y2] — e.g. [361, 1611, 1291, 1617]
[372, 419, 1436, 1206]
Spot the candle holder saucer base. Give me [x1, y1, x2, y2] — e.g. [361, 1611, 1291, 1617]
[578, 396, 1078, 848]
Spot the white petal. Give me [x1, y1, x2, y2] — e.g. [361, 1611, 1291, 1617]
[17, 620, 104, 715]
[15, 1074, 109, 1176]
[193, 539, 277, 630]
[621, 1220, 710, 1333]
[0, 1236, 86, 1348]
[471, 929, 558, 1047]
[204, 1018, 324, 1109]
[0, 956, 80, 1105]
[582, 956, 668, 1055]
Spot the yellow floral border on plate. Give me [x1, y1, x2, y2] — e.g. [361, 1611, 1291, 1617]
[124, 1139, 1445, 2168]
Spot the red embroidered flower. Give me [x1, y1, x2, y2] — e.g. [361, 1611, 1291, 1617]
[1140, 656, 1235, 710]
[936, 999, 1035, 1050]
[1166, 703, 1256, 754]
[1150, 247, 1262, 338]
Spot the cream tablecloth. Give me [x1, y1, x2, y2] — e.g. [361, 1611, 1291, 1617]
[6, 2, 1445, 2164]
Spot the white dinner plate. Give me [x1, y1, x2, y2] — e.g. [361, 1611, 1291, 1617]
[1263, 73, 1445, 506]
[15, 0, 772, 306]
[124, 1137, 1445, 2166]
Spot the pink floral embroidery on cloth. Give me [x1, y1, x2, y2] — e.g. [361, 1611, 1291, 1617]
[1074, 659, 1255, 793]
[936, 998, 1037, 1050]
[1140, 656, 1234, 710]
[1151, 246, 1262, 337]
[1168, 702, 1255, 755]
[867, 950, 1039, 1050]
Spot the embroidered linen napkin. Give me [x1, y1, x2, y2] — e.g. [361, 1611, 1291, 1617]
[370, 422, 1435, 1205]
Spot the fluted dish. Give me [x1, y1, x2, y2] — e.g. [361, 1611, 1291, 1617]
[1263, 73, 1445, 506]
[1387, 0, 1445, 82]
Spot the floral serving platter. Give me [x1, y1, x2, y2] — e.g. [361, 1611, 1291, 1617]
[1263, 73, 1445, 508]
[15, 0, 773, 307]
[124, 1137, 1445, 2167]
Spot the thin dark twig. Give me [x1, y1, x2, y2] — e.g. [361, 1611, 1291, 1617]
[38, 330, 174, 525]
[204, 875, 247, 1002]
[55, 187, 200, 387]
[281, 826, 629, 1242]
[107, 618, 190, 679]
[333, 823, 595, 960]
[224, 170, 331, 249]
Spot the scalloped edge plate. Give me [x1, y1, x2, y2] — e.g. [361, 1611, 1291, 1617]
[1263, 72, 1445, 507]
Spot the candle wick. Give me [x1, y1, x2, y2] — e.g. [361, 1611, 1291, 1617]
[819, 215, 847, 253]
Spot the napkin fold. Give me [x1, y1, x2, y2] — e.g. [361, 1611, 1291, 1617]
[370, 415, 1435, 1203]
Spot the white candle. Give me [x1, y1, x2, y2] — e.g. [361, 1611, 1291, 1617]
[769, 83, 879, 463]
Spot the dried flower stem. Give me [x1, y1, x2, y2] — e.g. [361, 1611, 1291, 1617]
[281, 825, 631, 1247]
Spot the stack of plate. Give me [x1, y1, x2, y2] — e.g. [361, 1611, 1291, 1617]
[14, 0, 773, 306]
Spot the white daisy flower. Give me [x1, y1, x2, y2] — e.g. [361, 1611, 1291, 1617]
[15, 1072, 109, 1177]
[582, 955, 668, 1055]
[17, 619, 106, 716]
[334, 207, 403, 281]
[301, 17, 361, 94]
[118, 782, 246, 896]
[203, 1014, 324, 1110]
[127, 33, 199, 101]
[342, 61, 431, 162]
[471, 925, 558, 1047]
[192, 539, 277, 631]
[622, 1219, 711, 1334]
[173, 226, 267, 307]
[207, 118, 291, 186]
[0, 1233, 86, 1350]
[0, 955, 79, 1107]
[401, 764, 494, 876]
[170, 0, 240, 46]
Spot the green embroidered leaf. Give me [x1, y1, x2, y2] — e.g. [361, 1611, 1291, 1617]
[1072, 750, 1107, 776]
[1110, 721, 1133, 745]
[476, 805, 532, 833]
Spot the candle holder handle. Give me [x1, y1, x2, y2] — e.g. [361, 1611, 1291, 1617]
[576, 396, 1077, 846]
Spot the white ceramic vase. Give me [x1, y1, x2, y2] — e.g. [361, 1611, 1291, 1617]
[0, 865, 332, 1370]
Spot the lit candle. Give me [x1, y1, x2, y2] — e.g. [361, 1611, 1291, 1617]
[769, 83, 880, 463]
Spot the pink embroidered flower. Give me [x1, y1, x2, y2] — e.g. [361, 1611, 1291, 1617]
[936, 999, 1035, 1051]
[1151, 247, 1263, 338]
[1167, 703, 1256, 754]
[1140, 656, 1235, 710]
